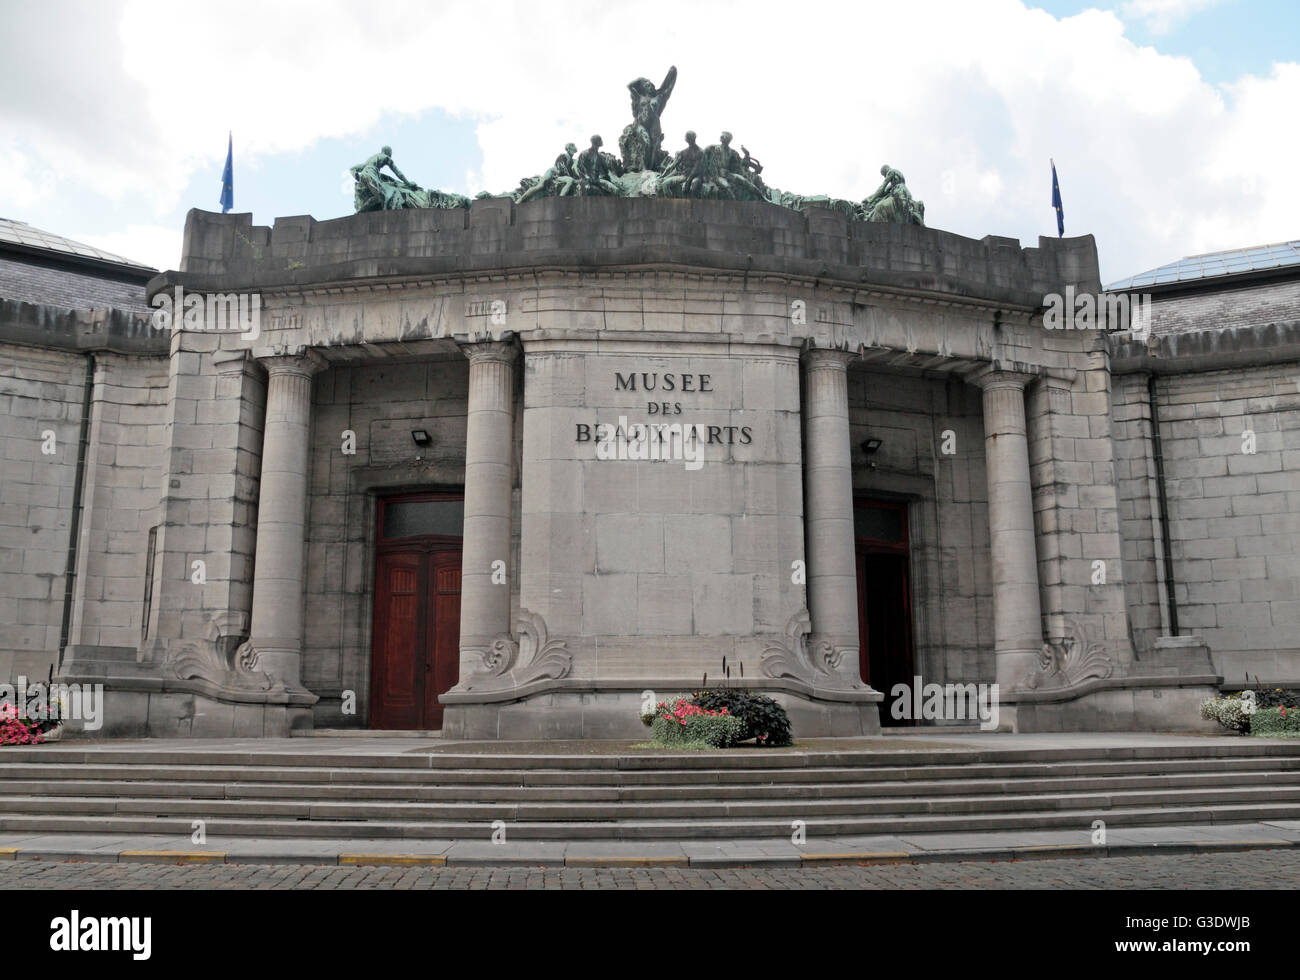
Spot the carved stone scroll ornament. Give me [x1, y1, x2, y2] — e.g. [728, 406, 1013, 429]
[164, 613, 284, 694]
[760, 608, 865, 689]
[464, 608, 572, 692]
[1028, 618, 1114, 692]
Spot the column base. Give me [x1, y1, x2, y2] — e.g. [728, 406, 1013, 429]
[245, 641, 314, 699]
[996, 647, 1042, 693]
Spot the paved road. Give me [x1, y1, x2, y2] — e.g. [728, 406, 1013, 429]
[3, 848, 1296, 889]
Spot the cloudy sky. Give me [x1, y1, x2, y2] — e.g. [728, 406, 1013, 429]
[1, 0, 1296, 284]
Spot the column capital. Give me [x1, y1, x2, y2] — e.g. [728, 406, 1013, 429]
[457, 337, 520, 366]
[252, 345, 326, 378]
[800, 346, 858, 372]
[967, 364, 1038, 392]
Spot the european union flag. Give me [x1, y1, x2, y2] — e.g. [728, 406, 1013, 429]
[1051, 159, 1064, 238]
[220, 133, 233, 213]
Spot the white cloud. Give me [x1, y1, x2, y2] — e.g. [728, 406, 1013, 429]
[2, 0, 1297, 282]
[75, 224, 181, 273]
[1119, 0, 1222, 35]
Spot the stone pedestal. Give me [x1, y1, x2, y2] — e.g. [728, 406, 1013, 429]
[248, 348, 323, 692]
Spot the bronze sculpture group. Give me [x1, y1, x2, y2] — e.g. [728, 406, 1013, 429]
[350, 68, 924, 226]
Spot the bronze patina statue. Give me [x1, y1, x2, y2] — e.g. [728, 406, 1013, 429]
[517, 142, 578, 202]
[619, 66, 677, 172]
[350, 146, 469, 212]
[352, 69, 926, 226]
[860, 164, 925, 225]
[575, 135, 623, 196]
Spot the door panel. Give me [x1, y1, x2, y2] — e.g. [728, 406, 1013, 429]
[371, 552, 424, 730]
[425, 553, 462, 729]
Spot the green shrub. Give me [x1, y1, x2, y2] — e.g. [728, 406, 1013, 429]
[1248, 689, 1300, 710]
[649, 698, 744, 748]
[1249, 706, 1300, 737]
[692, 690, 793, 747]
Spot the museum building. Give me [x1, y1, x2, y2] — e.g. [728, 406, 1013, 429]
[1, 196, 1297, 739]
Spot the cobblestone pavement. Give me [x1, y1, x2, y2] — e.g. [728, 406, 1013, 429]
[2, 849, 1296, 889]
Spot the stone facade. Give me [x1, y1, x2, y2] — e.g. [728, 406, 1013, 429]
[2, 198, 1296, 737]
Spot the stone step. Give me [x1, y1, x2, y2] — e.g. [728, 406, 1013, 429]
[5, 753, 1300, 787]
[6, 741, 1300, 771]
[6, 782, 1298, 822]
[4, 767, 1299, 803]
[4, 800, 1300, 840]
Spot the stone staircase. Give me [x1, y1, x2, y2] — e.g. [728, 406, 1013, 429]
[2, 740, 1299, 841]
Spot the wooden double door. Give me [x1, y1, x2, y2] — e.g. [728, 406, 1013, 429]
[369, 493, 463, 730]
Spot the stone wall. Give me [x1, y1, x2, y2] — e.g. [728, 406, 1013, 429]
[0, 338, 167, 689]
[519, 338, 806, 678]
[1113, 361, 1300, 683]
[0, 342, 86, 684]
[67, 353, 169, 651]
[168, 200, 1101, 312]
[0, 256, 152, 314]
[1147, 279, 1300, 337]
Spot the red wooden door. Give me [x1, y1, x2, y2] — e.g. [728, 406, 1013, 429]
[424, 551, 461, 729]
[370, 493, 464, 731]
[371, 552, 425, 729]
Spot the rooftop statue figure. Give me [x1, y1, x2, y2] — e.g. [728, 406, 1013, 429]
[619, 65, 677, 172]
[351, 146, 468, 212]
[695, 132, 767, 201]
[517, 142, 579, 203]
[860, 164, 925, 225]
[576, 135, 623, 196]
[659, 131, 705, 197]
[351, 146, 418, 211]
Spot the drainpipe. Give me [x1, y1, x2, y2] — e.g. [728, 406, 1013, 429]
[1147, 373, 1179, 636]
[58, 352, 95, 667]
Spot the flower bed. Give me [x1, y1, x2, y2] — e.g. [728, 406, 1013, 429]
[1201, 695, 1252, 733]
[1201, 690, 1300, 736]
[0, 703, 56, 745]
[649, 698, 744, 748]
[642, 690, 793, 748]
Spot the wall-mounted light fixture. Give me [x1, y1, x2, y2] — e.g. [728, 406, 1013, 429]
[860, 437, 882, 470]
[411, 429, 432, 447]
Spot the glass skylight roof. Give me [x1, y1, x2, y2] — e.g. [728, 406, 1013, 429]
[0, 218, 154, 270]
[1107, 240, 1300, 291]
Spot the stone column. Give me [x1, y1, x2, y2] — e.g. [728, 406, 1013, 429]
[458, 341, 518, 664]
[248, 348, 323, 691]
[801, 348, 861, 682]
[973, 369, 1043, 692]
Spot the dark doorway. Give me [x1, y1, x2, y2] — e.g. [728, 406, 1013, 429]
[370, 492, 463, 730]
[853, 498, 916, 725]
